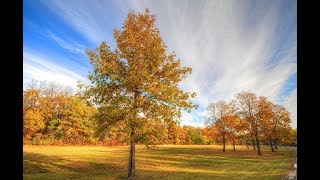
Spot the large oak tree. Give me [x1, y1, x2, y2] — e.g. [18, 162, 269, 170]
[83, 9, 197, 178]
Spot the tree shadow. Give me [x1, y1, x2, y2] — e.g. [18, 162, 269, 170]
[24, 146, 295, 179]
[134, 146, 294, 179]
[24, 152, 126, 176]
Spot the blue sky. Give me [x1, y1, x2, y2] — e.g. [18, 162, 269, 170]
[23, 0, 297, 128]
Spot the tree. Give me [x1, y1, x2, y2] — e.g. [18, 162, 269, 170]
[189, 127, 205, 144]
[23, 80, 97, 145]
[203, 127, 219, 144]
[223, 100, 243, 151]
[23, 108, 45, 143]
[23, 86, 44, 143]
[225, 115, 242, 151]
[236, 91, 262, 155]
[280, 128, 296, 146]
[167, 120, 179, 144]
[206, 100, 233, 152]
[139, 118, 169, 148]
[61, 96, 97, 144]
[83, 9, 197, 178]
[177, 126, 192, 144]
[257, 96, 275, 152]
[271, 104, 291, 148]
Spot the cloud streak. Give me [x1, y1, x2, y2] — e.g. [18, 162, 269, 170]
[23, 51, 87, 89]
[30, 0, 296, 127]
[47, 30, 86, 55]
[282, 88, 297, 128]
[41, 0, 121, 46]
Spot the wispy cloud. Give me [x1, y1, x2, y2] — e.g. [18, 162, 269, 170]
[47, 30, 86, 55]
[282, 88, 297, 128]
[31, 0, 296, 128]
[146, 0, 297, 127]
[41, 0, 121, 45]
[23, 51, 88, 89]
[180, 111, 204, 128]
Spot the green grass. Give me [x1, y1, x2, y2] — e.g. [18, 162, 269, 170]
[23, 144, 296, 179]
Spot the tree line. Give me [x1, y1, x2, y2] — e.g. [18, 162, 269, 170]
[205, 91, 295, 155]
[23, 80, 97, 145]
[23, 81, 295, 148]
[23, 9, 296, 178]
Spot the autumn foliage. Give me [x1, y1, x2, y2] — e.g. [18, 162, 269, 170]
[23, 8, 296, 178]
[81, 9, 198, 177]
[23, 84, 295, 148]
[23, 80, 97, 145]
[205, 91, 294, 155]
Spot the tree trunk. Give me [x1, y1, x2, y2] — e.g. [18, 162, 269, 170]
[253, 122, 261, 155]
[233, 138, 235, 151]
[273, 139, 278, 149]
[246, 139, 249, 149]
[252, 139, 256, 150]
[128, 86, 138, 178]
[222, 134, 226, 152]
[256, 137, 261, 155]
[269, 138, 275, 152]
[128, 141, 135, 178]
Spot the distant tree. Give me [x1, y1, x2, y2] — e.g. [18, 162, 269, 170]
[61, 96, 97, 144]
[236, 91, 262, 155]
[139, 118, 169, 148]
[23, 80, 97, 145]
[167, 120, 179, 144]
[225, 115, 242, 151]
[206, 100, 234, 152]
[82, 9, 197, 178]
[238, 123, 252, 149]
[280, 128, 296, 146]
[23, 86, 44, 143]
[189, 127, 205, 144]
[257, 96, 276, 152]
[271, 104, 291, 148]
[203, 127, 219, 144]
[179, 126, 193, 145]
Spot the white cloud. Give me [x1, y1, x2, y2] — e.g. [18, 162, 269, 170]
[146, 0, 296, 127]
[180, 111, 204, 128]
[37, 0, 296, 127]
[41, 0, 121, 45]
[47, 31, 86, 55]
[282, 88, 297, 128]
[23, 51, 88, 89]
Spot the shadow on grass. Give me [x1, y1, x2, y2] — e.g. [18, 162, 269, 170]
[23, 146, 295, 179]
[24, 152, 126, 178]
[134, 146, 295, 179]
[150, 146, 293, 158]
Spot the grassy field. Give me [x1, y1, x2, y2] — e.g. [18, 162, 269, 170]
[23, 144, 296, 179]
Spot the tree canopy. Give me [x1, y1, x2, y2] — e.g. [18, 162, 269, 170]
[81, 8, 197, 178]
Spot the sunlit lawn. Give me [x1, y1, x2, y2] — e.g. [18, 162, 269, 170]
[23, 144, 296, 179]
